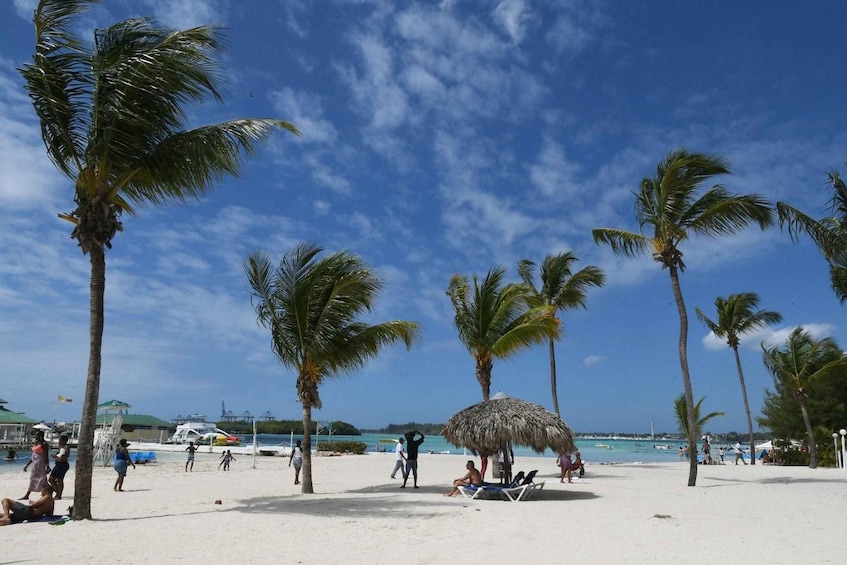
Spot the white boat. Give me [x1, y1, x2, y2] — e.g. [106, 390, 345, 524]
[653, 445, 671, 450]
[595, 443, 612, 449]
[167, 422, 239, 446]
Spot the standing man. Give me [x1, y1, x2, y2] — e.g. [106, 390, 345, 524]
[702, 439, 711, 465]
[390, 437, 406, 479]
[185, 441, 198, 472]
[401, 430, 425, 489]
[718, 446, 725, 463]
[48, 435, 70, 499]
[733, 442, 747, 465]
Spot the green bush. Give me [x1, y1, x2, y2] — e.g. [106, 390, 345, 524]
[316, 441, 367, 454]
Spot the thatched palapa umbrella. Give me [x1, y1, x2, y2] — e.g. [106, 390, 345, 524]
[443, 392, 576, 455]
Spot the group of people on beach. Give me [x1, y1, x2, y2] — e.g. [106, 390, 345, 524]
[677, 441, 752, 465]
[1, 429, 69, 525]
[389, 430, 426, 488]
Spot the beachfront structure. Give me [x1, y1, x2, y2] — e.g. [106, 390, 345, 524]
[0, 398, 38, 444]
[95, 399, 172, 443]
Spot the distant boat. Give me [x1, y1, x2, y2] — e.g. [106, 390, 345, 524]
[166, 421, 239, 446]
[653, 444, 671, 450]
[595, 443, 612, 449]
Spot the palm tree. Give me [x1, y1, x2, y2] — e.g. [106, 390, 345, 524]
[446, 267, 560, 401]
[517, 253, 605, 415]
[695, 293, 782, 465]
[18, 0, 298, 520]
[592, 148, 774, 486]
[777, 164, 847, 302]
[761, 327, 847, 469]
[673, 394, 724, 441]
[245, 243, 420, 493]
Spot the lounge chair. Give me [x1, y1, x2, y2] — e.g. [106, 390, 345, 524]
[458, 470, 544, 502]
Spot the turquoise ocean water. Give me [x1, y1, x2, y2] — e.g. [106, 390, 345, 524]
[0, 435, 707, 475]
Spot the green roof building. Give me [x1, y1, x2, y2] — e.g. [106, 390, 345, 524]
[96, 400, 173, 442]
[0, 398, 39, 445]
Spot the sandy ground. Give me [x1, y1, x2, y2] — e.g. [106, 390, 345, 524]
[1, 453, 846, 564]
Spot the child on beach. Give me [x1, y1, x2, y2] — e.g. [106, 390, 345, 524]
[289, 440, 303, 485]
[218, 450, 235, 471]
[185, 442, 197, 472]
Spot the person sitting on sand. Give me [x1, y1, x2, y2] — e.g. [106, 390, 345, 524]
[0, 485, 55, 526]
[445, 460, 482, 497]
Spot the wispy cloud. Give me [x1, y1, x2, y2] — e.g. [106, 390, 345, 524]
[583, 354, 603, 367]
[702, 323, 837, 352]
[492, 0, 537, 44]
[141, 0, 230, 28]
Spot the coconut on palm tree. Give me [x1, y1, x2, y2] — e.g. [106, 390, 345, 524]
[245, 243, 420, 493]
[592, 148, 774, 486]
[777, 164, 847, 302]
[695, 293, 782, 465]
[761, 327, 847, 469]
[446, 267, 560, 401]
[19, 0, 298, 519]
[517, 253, 604, 416]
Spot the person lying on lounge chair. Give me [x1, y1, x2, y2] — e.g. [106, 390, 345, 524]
[0, 485, 55, 526]
[445, 460, 483, 497]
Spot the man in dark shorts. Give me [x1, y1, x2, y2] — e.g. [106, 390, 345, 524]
[401, 430, 425, 489]
[185, 441, 198, 472]
[0, 485, 55, 526]
[49, 435, 71, 499]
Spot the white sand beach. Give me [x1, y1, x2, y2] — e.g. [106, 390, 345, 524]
[2, 454, 845, 564]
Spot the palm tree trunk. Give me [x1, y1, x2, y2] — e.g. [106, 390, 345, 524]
[476, 357, 493, 401]
[799, 400, 817, 469]
[732, 346, 756, 466]
[72, 245, 106, 520]
[668, 265, 697, 487]
[549, 338, 560, 415]
[301, 402, 314, 493]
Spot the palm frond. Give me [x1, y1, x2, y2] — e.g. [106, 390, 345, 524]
[491, 306, 560, 358]
[118, 119, 295, 207]
[776, 202, 830, 246]
[684, 189, 774, 236]
[592, 228, 650, 258]
[18, 0, 94, 178]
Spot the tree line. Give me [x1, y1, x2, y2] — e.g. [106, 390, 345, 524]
[220, 420, 361, 436]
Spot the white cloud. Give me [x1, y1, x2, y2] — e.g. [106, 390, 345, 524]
[141, 0, 229, 29]
[529, 137, 582, 197]
[270, 88, 337, 145]
[702, 323, 837, 352]
[314, 200, 331, 216]
[583, 355, 603, 367]
[284, 0, 310, 38]
[492, 0, 535, 44]
[544, 1, 608, 57]
[12, 0, 37, 21]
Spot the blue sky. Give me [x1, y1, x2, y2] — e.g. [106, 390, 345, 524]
[1, 1, 845, 434]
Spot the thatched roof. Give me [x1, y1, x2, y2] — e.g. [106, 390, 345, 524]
[442, 393, 576, 455]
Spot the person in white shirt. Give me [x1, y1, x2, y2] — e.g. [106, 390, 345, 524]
[390, 437, 406, 479]
[733, 442, 747, 465]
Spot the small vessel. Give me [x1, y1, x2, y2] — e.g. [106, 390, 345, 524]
[167, 421, 239, 445]
[653, 444, 671, 450]
[595, 443, 612, 449]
